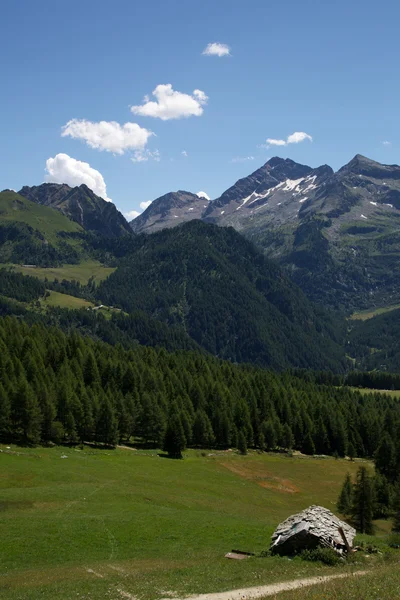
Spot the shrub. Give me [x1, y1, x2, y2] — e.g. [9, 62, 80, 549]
[300, 547, 342, 566]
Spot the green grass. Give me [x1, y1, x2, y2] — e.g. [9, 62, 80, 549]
[349, 387, 400, 398]
[0, 191, 82, 244]
[350, 304, 400, 321]
[40, 290, 94, 310]
[0, 446, 383, 600]
[2, 260, 116, 284]
[266, 559, 400, 599]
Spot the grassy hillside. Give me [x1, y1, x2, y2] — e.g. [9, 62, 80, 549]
[40, 289, 94, 309]
[4, 260, 116, 284]
[0, 190, 82, 242]
[0, 190, 86, 265]
[0, 447, 377, 600]
[351, 303, 400, 321]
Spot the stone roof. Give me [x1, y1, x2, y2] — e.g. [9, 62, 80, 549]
[270, 505, 356, 556]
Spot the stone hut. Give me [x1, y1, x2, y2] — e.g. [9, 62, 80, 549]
[270, 505, 356, 556]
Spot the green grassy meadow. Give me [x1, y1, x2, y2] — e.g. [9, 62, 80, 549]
[40, 290, 94, 310]
[4, 260, 116, 284]
[350, 303, 400, 321]
[0, 446, 388, 600]
[0, 191, 82, 244]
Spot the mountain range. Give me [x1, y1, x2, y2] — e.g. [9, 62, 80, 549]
[133, 155, 400, 310]
[2, 153, 400, 372]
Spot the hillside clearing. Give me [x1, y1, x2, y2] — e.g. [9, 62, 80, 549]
[0, 446, 383, 600]
[350, 303, 400, 321]
[40, 289, 94, 309]
[2, 260, 116, 284]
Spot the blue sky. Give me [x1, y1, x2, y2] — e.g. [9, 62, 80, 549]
[1, 0, 400, 218]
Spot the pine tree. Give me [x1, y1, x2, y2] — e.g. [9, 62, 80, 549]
[262, 420, 277, 450]
[373, 473, 391, 519]
[351, 466, 374, 534]
[337, 473, 353, 515]
[192, 410, 215, 448]
[392, 482, 400, 532]
[282, 423, 294, 450]
[348, 442, 356, 461]
[13, 378, 42, 444]
[238, 430, 247, 455]
[0, 383, 11, 440]
[96, 396, 118, 446]
[302, 431, 315, 456]
[163, 412, 186, 458]
[375, 433, 397, 482]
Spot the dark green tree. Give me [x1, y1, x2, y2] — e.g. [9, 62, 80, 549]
[0, 383, 11, 440]
[375, 433, 397, 482]
[392, 482, 400, 532]
[96, 396, 118, 446]
[163, 412, 186, 458]
[238, 430, 247, 455]
[373, 473, 391, 519]
[351, 466, 374, 534]
[337, 473, 353, 515]
[192, 410, 215, 448]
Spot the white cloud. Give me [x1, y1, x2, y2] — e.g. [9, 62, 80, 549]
[140, 200, 152, 210]
[131, 149, 160, 163]
[382, 140, 391, 146]
[231, 156, 255, 163]
[197, 191, 210, 201]
[131, 84, 208, 120]
[182, 150, 188, 157]
[123, 209, 141, 220]
[266, 139, 287, 146]
[45, 153, 112, 202]
[266, 131, 313, 147]
[62, 119, 153, 155]
[202, 42, 231, 57]
[287, 132, 313, 144]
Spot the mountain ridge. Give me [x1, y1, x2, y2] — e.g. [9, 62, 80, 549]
[19, 182, 132, 237]
[130, 154, 400, 310]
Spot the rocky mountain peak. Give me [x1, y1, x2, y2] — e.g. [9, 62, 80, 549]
[338, 154, 400, 180]
[130, 190, 207, 234]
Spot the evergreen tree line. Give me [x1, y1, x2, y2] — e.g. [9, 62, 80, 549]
[337, 466, 400, 534]
[344, 370, 400, 391]
[0, 269, 46, 303]
[1, 316, 400, 464]
[0, 223, 81, 266]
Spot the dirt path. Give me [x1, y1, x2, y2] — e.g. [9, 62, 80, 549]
[160, 570, 368, 600]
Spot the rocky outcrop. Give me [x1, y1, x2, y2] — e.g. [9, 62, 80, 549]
[271, 505, 356, 556]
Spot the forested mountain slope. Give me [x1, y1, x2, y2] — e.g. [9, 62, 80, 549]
[97, 220, 346, 371]
[0, 315, 398, 463]
[348, 307, 400, 372]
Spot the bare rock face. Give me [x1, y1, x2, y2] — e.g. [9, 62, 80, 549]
[270, 505, 356, 556]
